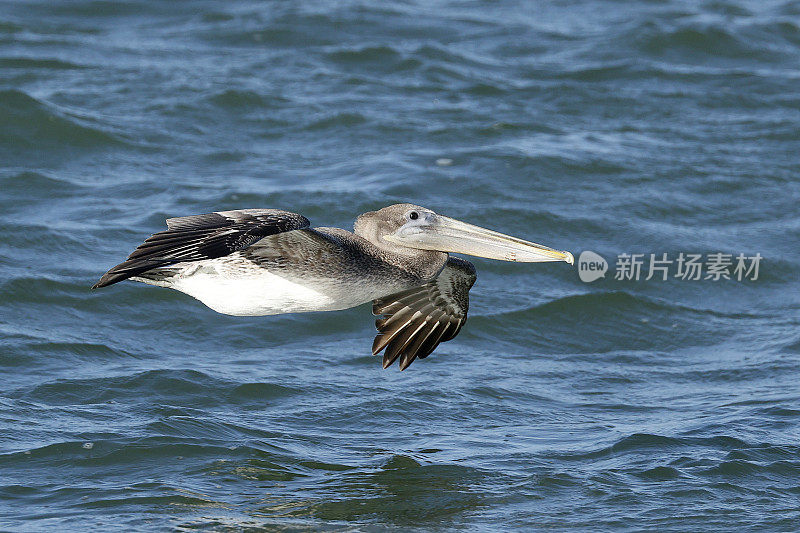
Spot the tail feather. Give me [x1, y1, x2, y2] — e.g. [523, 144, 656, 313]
[92, 259, 169, 289]
[92, 208, 310, 289]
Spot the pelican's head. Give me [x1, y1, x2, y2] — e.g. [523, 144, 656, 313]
[355, 204, 573, 264]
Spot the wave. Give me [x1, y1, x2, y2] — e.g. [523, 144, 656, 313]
[326, 45, 400, 64]
[0, 90, 124, 149]
[623, 17, 800, 64]
[0, 21, 23, 33]
[1, 341, 127, 367]
[550, 433, 800, 480]
[270, 455, 491, 522]
[12, 369, 299, 407]
[637, 22, 759, 59]
[783, 337, 800, 354]
[196, 12, 338, 48]
[0, 57, 86, 70]
[469, 290, 736, 355]
[0, 171, 84, 199]
[304, 112, 367, 131]
[206, 89, 290, 110]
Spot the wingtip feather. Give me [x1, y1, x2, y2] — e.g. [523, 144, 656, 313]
[91, 274, 113, 289]
[398, 353, 417, 371]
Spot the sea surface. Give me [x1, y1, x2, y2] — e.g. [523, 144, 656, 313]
[1, 0, 799, 530]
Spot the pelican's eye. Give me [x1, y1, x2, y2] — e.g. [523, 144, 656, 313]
[408, 211, 419, 221]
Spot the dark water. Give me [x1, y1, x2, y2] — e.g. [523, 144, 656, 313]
[1, 0, 799, 530]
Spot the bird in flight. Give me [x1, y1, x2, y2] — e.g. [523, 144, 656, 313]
[94, 204, 573, 370]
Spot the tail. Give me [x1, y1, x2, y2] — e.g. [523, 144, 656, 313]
[92, 259, 170, 289]
[92, 208, 310, 289]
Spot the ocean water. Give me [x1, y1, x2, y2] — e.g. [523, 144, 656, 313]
[1, 0, 799, 530]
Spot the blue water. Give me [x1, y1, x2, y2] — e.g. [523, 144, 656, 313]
[1, 0, 799, 530]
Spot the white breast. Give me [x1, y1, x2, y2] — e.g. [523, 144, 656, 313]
[136, 259, 375, 316]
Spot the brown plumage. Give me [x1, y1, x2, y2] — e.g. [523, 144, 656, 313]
[93, 204, 572, 370]
[372, 257, 476, 370]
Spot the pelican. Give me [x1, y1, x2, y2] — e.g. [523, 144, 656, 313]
[93, 204, 573, 370]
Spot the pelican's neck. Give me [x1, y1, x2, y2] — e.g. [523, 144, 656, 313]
[351, 215, 446, 281]
[381, 248, 448, 282]
[314, 227, 449, 283]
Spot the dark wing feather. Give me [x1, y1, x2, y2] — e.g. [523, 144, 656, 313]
[93, 209, 310, 288]
[372, 257, 477, 370]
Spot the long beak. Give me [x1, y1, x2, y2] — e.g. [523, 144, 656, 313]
[385, 215, 574, 264]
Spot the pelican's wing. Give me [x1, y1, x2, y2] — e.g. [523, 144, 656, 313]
[372, 257, 477, 371]
[92, 209, 310, 288]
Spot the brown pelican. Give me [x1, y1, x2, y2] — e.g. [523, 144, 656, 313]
[93, 204, 573, 370]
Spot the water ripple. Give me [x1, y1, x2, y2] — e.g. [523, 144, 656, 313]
[1, 0, 798, 529]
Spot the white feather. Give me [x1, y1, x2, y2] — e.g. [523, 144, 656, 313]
[131, 258, 372, 316]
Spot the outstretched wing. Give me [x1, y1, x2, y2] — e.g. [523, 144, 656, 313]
[93, 209, 310, 288]
[372, 257, 477, 371]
